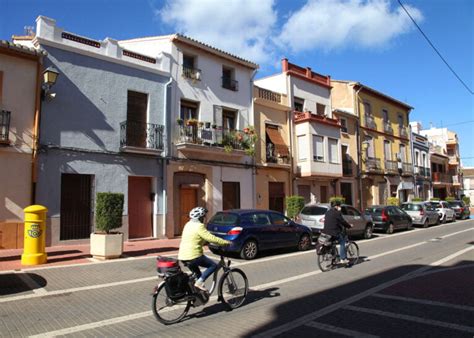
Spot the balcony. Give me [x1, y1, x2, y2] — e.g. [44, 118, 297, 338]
[415, 166, 431, 178]
[0, 110, 11, 144]
[294, 111, 340, 128]
[182, 65, 201, 81]
[120, 121, 164, 155]
[448, 155, 459, 166]
[399, 126, 408, 138]
[384, 160, 399, 174]
[342, 159, 353, 176]
[222, 77, 239, 91]
[364, 115, 377, 130]
[432, 172, 453, 184]
[402, 162, 413, 175]
[453, 175, 461, 186]
[175, 124, 253, 157]
[383, 122, 393, 134]
[364, 158, 381, 173]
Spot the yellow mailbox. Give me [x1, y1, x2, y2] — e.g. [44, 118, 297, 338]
[21, 205, 48, 265]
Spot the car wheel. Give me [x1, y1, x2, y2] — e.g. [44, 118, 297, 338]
[423, 219, 429, 228]
[363, 224, 373, 239]
[297, 234, 311, 251]
[440, 215, 446, 224]
[385, 223, 394, 234]
[240, 240, 258, 260]
[435, 215, 441, 225]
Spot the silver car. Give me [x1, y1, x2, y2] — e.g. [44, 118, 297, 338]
[426, 201, 456, 223]
[297, 203, 374, 239]
[401, 202, 440, 228]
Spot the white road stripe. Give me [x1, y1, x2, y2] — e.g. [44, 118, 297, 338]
[371, 293, 474, 312]
[344, 305, 474, 333]
[254, 246, 474, 337]
[305, 321, 379, 337]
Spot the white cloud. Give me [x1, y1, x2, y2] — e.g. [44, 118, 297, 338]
[158, 0, 277, 65]
[277, 0, 424, 53]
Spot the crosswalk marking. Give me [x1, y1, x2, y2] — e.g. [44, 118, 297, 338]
[372, 293, 474, 312]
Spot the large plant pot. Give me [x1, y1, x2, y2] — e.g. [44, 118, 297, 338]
[90, 232, 123, 260]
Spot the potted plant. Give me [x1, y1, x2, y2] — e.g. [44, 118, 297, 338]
[176, 118, 184, 126]
[90, 192, 124, 260]
[329, 196, 346, 205]
[387, 197, 399, 206]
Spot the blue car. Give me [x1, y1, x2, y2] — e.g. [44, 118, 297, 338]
[206, 209, 312, 260]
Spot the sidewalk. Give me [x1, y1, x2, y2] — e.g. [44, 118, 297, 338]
[0, 237, 181, 272]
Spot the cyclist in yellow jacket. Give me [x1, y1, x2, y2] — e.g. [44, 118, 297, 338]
[178, 207, 231, 291]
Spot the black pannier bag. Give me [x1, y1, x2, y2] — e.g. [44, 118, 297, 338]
[156, 256, 189, 299]
[316, 233, 332, 255]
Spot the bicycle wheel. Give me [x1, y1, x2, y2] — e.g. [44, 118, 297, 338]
[317, 247, 336, 272]
[346, 241, 359, 265]
[151, 282, 191, 325]
[218, 268, 248, 309]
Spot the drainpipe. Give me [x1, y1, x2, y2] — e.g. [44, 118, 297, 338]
[408, 120, 415, 201]
[161, 76, 173, 238]
[31, 58, 43, 204]
[250, 69, 258, 209]
[286, 66, 296, 197]
[354, 83, 364, 210]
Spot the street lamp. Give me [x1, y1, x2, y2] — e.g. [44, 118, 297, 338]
[41, 66, 59, 100]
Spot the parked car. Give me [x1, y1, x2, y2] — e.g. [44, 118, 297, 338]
[400, 202, 439, 228]
[447, 200, 471, 220]
[364, 205, 412, 234]
[297, 203, 374, 239]
[426, 200, 456, 223]
[206, 209, 312, 260]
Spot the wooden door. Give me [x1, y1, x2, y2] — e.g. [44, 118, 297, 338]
[60, 174, 92, 240]
[269, 182, 285, 213]
[178, 187, 197, 235]
[223, 182, 240, 210]
[128, 176, 152, 239]
[320, 185, 328, 203]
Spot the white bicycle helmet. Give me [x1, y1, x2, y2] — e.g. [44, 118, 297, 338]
[189, 207, 208, 220]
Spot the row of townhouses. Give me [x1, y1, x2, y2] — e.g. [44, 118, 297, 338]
[0, 16, 464, 249]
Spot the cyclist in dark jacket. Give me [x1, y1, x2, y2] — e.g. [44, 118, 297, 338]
[322, 200, 352, 264]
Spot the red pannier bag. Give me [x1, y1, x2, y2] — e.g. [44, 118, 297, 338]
[156, 256, 182, 277]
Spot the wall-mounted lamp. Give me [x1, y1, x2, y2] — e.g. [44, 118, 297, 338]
[41, 66, 59, 100]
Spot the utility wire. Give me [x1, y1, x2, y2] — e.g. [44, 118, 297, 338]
[398, 0, 473, 95]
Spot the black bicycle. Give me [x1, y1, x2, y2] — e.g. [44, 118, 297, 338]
[316, 230, 359, 272]
[152, 246, 248, 325]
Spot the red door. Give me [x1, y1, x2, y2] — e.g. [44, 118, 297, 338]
[178, 187, 197, 236]
[128, 176, 152, 239]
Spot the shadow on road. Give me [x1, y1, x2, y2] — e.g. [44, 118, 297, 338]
[0, 273, 47, 296]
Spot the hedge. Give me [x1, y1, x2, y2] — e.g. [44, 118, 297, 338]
[95, 192, 124, 233]
[286, 196, 305, 220]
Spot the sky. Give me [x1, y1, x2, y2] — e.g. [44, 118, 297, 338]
[1, 0, 473, 166]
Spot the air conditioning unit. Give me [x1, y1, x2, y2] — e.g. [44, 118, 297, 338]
[194, 71, 201, 81]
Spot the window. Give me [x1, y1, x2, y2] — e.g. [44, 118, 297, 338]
[340, 118, 348, 133]
[182, 54, 200, 80]
[399, 144, 406, 162]
[365, 136, 375, 158]
[316, 103, 326, 115]
[222, 109, 236, 130]
[249, 213, 271, 226]
[313, 135, 324, 162]
[422, 153, 427, 167]
[297, 135, 307, 161]
[0, 110, 11, 143]
[382, 109, 389, 123]
[180, 99, 198, 121]
[270, 212, 290, 226]
[222, 66, 238, 91]
[294, 97, 304, 112]
[126, 91, 148, 147]
[398, 114, 404, 128]
[328, 138, 339, 163]
[415, 150, 420, 166]
[363, 102, 372, 116]
[384, 140, 392, 160]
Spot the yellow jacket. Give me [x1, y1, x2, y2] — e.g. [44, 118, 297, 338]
[178, 220, 230, 261]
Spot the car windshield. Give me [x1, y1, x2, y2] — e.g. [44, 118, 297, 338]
[429, 202, 441, 208]
[208, 212, 239, 225]
[365, 207, 383, 214]
[448, 201, 462, 207]
[401, 204, 422, 211]
[300, 206, 327, 216]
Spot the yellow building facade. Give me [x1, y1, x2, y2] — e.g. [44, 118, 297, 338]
[253, 86, 292, 213]
[332, 81, 414, 209]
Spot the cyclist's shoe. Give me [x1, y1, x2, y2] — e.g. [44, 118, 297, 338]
[339, 258, 349, 264]
[194, 281, 207, 292]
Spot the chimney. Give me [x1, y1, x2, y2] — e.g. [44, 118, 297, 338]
[306, 67, 312, 78]
[282, 58, 289, 72]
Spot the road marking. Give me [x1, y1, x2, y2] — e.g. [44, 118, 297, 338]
[372, 293, 474, 312]
[254, 246, 474, 337]
[305, 321, 379, 337]
[344, 305, 474, 333]
[25, 246, 474, 337]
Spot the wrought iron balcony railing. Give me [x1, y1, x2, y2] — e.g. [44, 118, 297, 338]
[182, 65, 202, 80]
[343, 159, 353, 176]
[365, 158, 381, 171]
[384, 160, 398, 174]
[384, 122, 393, 134]
[399, 126, 408, 138]
[0, 110, 11, 143]
[402, 162, 413, 175]
[120, 121, 164, 151]
[415, 166, 431, 177]
[365, 115, 377, 130]
[222, 77, 239, 91]
[432, 172, 453, 184]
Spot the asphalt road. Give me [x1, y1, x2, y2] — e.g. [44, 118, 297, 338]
[0, 219, 473, 337]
